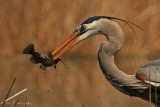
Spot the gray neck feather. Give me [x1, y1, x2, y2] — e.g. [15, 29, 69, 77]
[98, 19, 127, 79]
[98, 44, 128, 80]
[97, 19, 147, 95]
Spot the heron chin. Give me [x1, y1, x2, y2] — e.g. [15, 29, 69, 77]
[52, 16, 160, 106]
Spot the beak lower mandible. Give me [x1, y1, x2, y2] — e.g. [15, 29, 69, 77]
[52, 32, 80, 60]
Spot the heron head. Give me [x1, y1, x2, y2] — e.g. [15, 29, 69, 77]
[52, 16, 142, 60]
[52, 16, 106, 60]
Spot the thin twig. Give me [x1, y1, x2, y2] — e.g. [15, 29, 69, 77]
[5, 88, 27, 102]
[1, 78, 16, 107]
[24, 96, 27, 107]
[149, 69, 151, 106]
[13, 100, 19, 106]
[155, 72, 157, 107]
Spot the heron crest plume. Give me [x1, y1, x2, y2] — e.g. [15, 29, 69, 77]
[82, 16, 144, 39]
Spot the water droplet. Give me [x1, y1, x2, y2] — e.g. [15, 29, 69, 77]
[48, 90, 50, 93]
[42, 85, 44, 87]
[48, 86, 50, 88]
[40, 76, 42, 79]
[41, 100, 43, 103]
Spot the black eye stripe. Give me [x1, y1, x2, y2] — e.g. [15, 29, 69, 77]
[79, 29, 90, 35]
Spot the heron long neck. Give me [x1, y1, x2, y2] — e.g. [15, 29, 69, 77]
[97, 19, 128, 79]
[98, 46, 148, 96]
[97, 20, 147, 95]
[98, 46, 128, 81]
[96, 19, 148, 97]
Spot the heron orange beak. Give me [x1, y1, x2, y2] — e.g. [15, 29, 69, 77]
[52, 32, 80, 60]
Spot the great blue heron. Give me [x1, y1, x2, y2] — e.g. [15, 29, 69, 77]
[51, 16, 160, 106]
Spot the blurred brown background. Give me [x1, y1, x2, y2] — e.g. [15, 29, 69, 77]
[0, 0, 160, 107]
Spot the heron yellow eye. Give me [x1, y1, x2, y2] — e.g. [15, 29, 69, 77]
[80, 25, 86, 31]
[74, 24, 86, 33]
